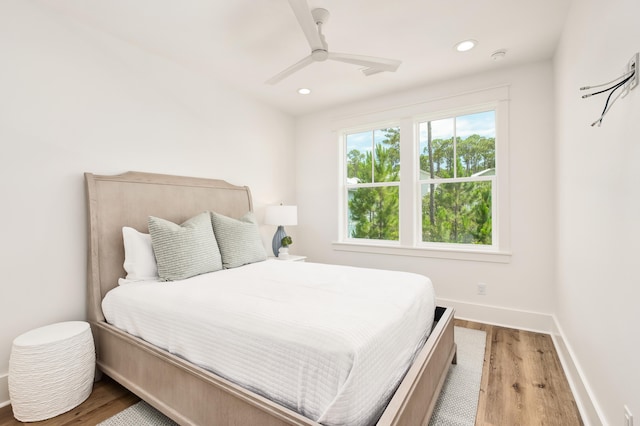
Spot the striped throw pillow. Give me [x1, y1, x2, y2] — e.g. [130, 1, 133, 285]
[148, 212, 222, 281]
[210, 211, 267, 269]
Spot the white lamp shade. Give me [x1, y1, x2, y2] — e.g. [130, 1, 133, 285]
[265, 205, 298, 226]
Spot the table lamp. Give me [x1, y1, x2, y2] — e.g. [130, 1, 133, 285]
[265, 205, 298, 257]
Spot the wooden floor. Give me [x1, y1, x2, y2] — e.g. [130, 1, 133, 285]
[456, 319, 583, 426]
[0, 320, 583, 426]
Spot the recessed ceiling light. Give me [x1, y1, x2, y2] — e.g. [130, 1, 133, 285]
[455, 39, 477, 52]
[297, 88, 311, 95]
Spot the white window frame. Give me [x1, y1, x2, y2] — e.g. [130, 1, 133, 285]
[334, 86, 511, 263]
[415, 106, 498, 249]
[342, 124, 402, 245]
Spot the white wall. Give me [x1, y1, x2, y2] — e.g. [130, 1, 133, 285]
[294, 62, 557, 329]
[0, 1, 295, 405]
[554, 0, 640, 424]
[4, 0, 635, 422]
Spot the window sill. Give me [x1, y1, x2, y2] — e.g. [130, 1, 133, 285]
[332, 241, 512, 263]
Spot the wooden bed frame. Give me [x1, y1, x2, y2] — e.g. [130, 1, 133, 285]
[85, 171, 456, 426]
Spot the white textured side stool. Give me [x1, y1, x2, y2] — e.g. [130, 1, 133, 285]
[8, 321, 95, 422]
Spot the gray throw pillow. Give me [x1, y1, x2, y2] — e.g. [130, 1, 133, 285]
[148, 212, 223, 281]
[210, 211, 267, 269]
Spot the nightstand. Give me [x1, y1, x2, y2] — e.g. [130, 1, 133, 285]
[271, 255, 307, 262]
[9, 321, 95, 421]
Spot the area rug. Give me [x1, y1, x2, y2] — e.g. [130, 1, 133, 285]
[99, 326, 486, 426]
[428, 326, 486, 425]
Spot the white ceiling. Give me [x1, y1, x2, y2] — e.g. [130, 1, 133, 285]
[39, 0, 572, 116]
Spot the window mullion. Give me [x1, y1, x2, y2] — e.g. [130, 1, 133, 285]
[419, 175, 494, 185]
[346, 182, 400, 189]
[453, 117, 457, 179]
[399, 118, 414, 247]
[370, 130, 375, 183]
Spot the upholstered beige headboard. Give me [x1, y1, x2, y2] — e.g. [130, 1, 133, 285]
[85, 171, 252, 322]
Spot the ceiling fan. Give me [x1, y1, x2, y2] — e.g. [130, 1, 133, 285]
[266, 0, 402, 85]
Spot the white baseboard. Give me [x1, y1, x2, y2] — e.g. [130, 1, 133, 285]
[436, 298, 602, 426]
[550, 316, 604, 426]
[436, 297, 555, 333]
[0, 373, 9, 408]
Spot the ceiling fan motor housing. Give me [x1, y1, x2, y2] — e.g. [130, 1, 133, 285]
[311, 8, 330, 25]
[312, 49, 329, 61]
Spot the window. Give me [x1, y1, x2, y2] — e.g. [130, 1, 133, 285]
[345, 127, 400, 241]
[419, 111, 496, 246]
[336, 86, 510, 262]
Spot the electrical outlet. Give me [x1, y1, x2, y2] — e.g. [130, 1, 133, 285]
[625, 405, 633, 426]
[628, 52, 639, 91]
[477, 282, 487, 296]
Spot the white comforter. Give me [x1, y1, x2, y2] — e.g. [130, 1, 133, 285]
[102, 260, 435, 426]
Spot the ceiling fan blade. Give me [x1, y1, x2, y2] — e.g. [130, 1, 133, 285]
[265, 55, 314, 85]
[287, 0, 324, 51]
[361, 67, 385, 76]
[328, 52, 401, 72]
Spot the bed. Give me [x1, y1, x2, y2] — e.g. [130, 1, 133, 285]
[85, 171, 456, 426]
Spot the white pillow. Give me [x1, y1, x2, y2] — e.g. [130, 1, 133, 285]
[122, 226, 158, 282]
